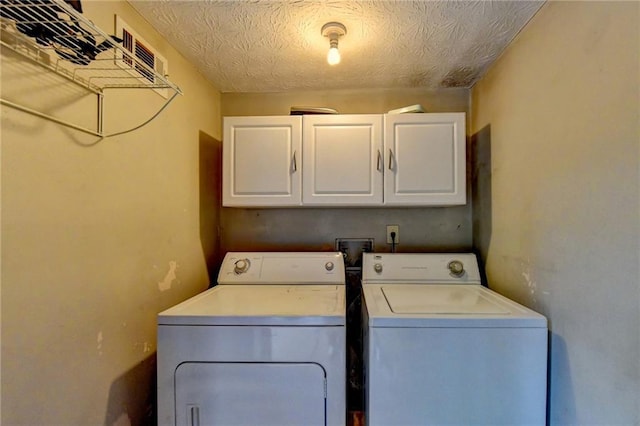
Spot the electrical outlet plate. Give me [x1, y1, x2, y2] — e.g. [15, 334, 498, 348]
[386, 225, 399, 244]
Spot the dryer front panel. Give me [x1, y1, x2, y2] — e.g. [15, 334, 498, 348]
[175, 362, 326, 426]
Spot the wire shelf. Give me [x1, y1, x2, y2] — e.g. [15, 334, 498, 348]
[0, 0, 182, 137]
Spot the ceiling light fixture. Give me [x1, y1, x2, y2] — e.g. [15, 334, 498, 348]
[321, 22, 347, 66]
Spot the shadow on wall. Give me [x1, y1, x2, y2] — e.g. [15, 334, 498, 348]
[470, 125, 578, 421]
[104, 354, 157, 426]
[548, 332, 576, 423]
[199, 130, 223, 285]
[471, 124, 492, 281]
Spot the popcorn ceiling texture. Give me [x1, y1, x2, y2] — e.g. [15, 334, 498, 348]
[129, 0, 543, 93]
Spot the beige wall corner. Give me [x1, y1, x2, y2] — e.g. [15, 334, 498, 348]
[472, 1, 640, 423]
[1, 1, 221, 424]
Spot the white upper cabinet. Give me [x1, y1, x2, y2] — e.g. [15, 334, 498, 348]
[302, 115, 383, 205]
[222, 113, 466, 207]
[384, 113, 466, 206]
[223, 116, 302, 207]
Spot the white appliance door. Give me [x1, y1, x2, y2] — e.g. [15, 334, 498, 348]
[175, 362, 326, 426]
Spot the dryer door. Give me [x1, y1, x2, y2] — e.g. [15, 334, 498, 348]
[175, 362, 326, 426]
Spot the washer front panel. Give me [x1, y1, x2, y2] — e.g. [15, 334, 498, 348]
[365, 326, 548, 425]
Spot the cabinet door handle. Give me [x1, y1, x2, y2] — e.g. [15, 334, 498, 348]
[388, 149, 395, 170]
[292, 150, 297, 172]
[377, 149, 382, 171]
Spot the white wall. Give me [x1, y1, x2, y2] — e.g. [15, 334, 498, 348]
[1, 1, 222, 424]
[472, 2, 639, 423]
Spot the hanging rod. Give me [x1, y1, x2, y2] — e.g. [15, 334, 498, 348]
[0, 90, 180, 138]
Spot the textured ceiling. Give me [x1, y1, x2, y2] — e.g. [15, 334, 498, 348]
[128, 0, 544, 93]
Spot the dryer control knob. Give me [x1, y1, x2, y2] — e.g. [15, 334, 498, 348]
[325, 261, 335, 271]
[234, 259, 250, 274]
[447, 260, 465, 277]
[374, 263, 383, 273]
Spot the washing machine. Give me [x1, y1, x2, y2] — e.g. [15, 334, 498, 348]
[362, 253, 547, 426]
[157, 252, 346, 426]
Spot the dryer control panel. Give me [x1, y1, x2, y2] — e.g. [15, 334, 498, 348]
[218, 252, 345, 285]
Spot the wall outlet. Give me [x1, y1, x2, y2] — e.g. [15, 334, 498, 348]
[386, 225, 399, 244]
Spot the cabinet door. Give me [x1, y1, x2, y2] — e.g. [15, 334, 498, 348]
[223, 116, 302, 206]
[303, 115, 383, 205]
[384, 113, 466, 206]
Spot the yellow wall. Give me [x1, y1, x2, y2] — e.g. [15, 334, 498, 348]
[221, 88, 469, 117]
[5, 1, 638, 423]
[1, 1, 222, 424]
[472, 1, 639, 422]
[221, 88, 473, 253]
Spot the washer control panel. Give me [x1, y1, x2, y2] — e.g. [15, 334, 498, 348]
[447, 260, 465, 277]
[362, 253, 481, 284]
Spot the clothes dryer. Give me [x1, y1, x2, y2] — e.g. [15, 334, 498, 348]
[362, 253, 547, 426]
[158, 252, 346, 426]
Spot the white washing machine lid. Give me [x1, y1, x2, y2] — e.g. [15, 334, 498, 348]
[363, 284, 546, 328]
[158, 284, 345, 326]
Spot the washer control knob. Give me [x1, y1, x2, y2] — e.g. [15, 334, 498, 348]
[234, 259, 250, 274]
[374, 263, 383, 274]
[325, 261, 335, 271]
[447, 260, 465, 277]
